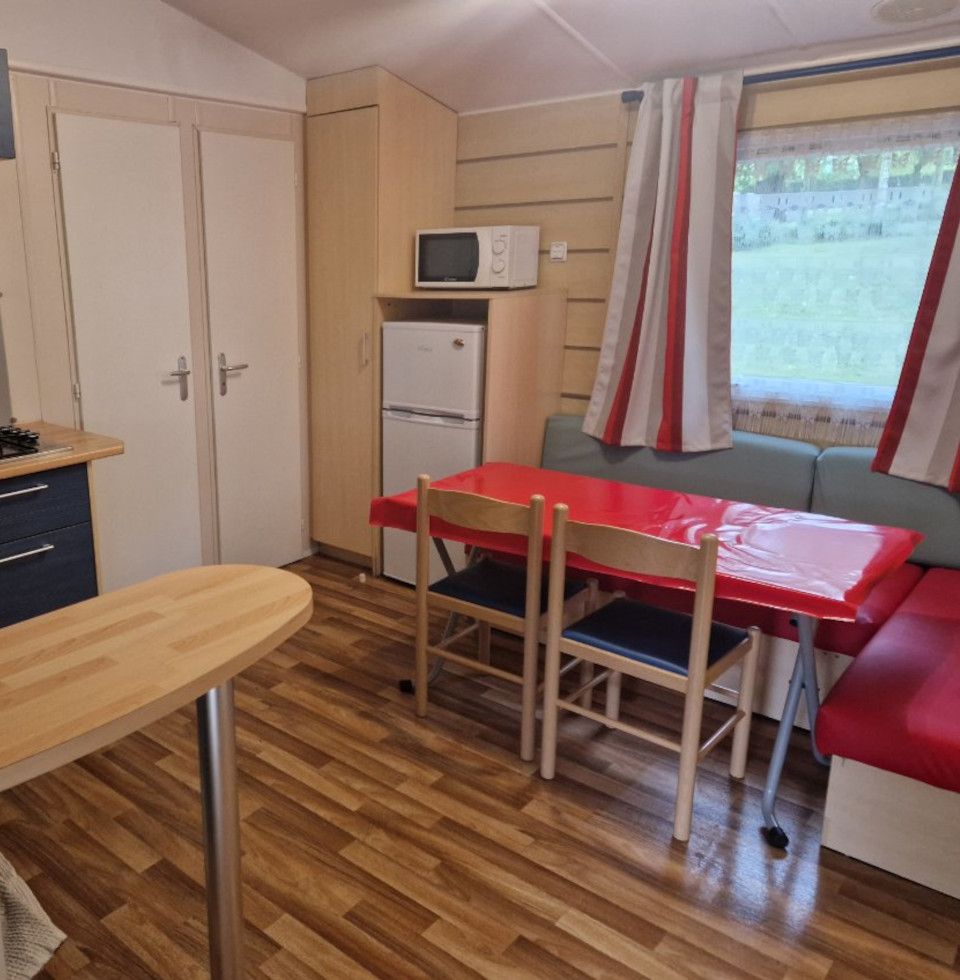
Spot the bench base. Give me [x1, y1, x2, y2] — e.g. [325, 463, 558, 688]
[821, 757, 960, 900]
[710, 634, 851, 728]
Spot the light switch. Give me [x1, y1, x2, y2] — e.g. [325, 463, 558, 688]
[549, 241, 568, 262]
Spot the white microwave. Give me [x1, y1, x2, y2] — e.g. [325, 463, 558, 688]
[415, 226, 540, 289]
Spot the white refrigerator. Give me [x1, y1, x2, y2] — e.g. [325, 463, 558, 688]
[381, 320, 485, 584]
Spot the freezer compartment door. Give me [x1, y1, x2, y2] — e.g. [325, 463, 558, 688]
[382, 321, 485, 419]
[381, 411, 482, 585]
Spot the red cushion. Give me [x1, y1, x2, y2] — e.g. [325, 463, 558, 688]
[816, 567, 960, 794]
[815, 562, 924, 656]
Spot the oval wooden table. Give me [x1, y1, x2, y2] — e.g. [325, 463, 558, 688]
[0, 564, 313, 980]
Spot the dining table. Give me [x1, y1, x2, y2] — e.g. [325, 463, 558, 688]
[369, 461, 922, 848]
[0, 563, 313, 979]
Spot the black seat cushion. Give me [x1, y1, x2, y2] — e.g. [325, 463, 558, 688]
[430, 558, 588, 618]
[563, 598, 749, 676]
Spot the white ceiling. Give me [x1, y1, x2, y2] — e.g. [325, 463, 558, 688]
[160, 0, 960, 113]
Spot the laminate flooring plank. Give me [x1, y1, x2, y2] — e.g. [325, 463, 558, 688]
[263, 916, 379, 980]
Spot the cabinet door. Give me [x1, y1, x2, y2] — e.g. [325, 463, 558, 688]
[198, 130, 304, 567]
[307, 108, 378, 557]
[55, 113, 203, 592]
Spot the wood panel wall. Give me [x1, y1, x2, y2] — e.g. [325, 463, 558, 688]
[455, 95, 637, 413]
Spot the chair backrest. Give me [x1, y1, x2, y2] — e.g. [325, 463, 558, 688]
[416, 474, 546, 619]
[547, 503, 720, 680]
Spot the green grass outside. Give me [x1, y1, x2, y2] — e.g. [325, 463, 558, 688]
[732, 232, 940, 386]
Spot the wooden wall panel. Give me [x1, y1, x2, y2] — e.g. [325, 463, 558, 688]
[563, 348, 600, 400]
[455, 93, 629, 409]
[456, 146, 620, 208]
[454, 200, 617, 251]
[538, 251, 611, 300]
[740, 61, 960, 131]
[458, 95, 623, 159]
[561, 395, 589, 414]
[566, 300, 606, 348]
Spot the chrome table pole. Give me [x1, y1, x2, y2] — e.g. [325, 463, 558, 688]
[196, 680, 245, 979]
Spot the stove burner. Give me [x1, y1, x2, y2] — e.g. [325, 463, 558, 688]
[0, 427, 71, 462]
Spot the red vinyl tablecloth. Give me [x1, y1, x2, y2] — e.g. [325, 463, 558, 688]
[369, 462, 923, 622]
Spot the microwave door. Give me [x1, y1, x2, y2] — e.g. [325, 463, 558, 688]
[418, 232, 479, 284]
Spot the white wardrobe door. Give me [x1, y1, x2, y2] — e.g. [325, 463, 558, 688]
[55, 113, 202, 592]
[199, 131, 303, 567]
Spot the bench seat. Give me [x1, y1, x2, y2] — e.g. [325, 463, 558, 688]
[816, 567, 960, 794]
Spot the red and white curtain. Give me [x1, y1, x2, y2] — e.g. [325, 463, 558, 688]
[583, 71, 743, 451]
[873, 162, 960, 490]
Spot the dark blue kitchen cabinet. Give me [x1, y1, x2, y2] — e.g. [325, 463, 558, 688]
[0, 464, 98, 627]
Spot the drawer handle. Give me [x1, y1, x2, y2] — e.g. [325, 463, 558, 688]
[0, 483, 49, 501]
[0, 543, 55, 565]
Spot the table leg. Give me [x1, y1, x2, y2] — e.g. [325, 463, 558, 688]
[196, 681, 245, 980]
[762, 615, 827, 849]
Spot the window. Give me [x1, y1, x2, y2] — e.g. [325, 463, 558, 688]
[731, 110, 960, 445]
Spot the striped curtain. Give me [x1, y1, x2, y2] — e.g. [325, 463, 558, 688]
[873, 163, 960, 490]
[583, 71, 742, 450]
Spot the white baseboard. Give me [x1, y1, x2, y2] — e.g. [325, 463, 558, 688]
[821, 757, 960, 899]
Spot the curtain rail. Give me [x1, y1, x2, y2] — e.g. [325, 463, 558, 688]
[621, 43, 960, 101]
[745, 43, 960, 85]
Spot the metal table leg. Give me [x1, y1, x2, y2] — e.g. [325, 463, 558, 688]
[196, 680, 245, 980]
[762, 615, 828, 849]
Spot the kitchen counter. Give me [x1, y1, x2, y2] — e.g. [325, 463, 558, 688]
[0, 421, 124, 480]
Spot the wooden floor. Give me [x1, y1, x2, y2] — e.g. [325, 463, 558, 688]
[5, 554, 959, 979]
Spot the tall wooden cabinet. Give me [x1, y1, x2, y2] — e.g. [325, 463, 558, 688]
[306, 68, 458, 559]
[306, 68, 568, 566]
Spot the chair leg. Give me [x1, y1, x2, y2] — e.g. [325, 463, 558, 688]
[673, 685, 707, 842]
[478, 621, 492, 665]
[540, 637, 563, 780]
[730, 627, 760, 779]
[415, 606, 430, 719]
[604, 670, 622, 724]
[519, 625, 539, 763]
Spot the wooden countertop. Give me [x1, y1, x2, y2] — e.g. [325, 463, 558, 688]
[0, 564, 313, 791]
[0, 421, 124, 480]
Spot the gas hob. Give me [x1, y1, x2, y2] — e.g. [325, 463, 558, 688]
[0, 426, 72, 463]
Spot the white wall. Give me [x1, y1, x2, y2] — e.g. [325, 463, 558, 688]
[0, 158, 39, 421]
[0, 0, 305, 111]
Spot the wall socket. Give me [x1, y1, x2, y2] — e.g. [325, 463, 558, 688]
[549, 241, 568, 262]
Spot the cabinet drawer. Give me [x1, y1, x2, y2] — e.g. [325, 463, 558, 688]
[0, 523, 98, 628]
[0, 464, 92, 544]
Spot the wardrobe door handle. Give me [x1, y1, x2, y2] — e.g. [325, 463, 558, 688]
[218, 353, 249, 395]
[169, 355, 191, 401]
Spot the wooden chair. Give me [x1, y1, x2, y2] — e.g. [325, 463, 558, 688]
[539, 504, 760, 842]
[414, 475, 590, 761]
